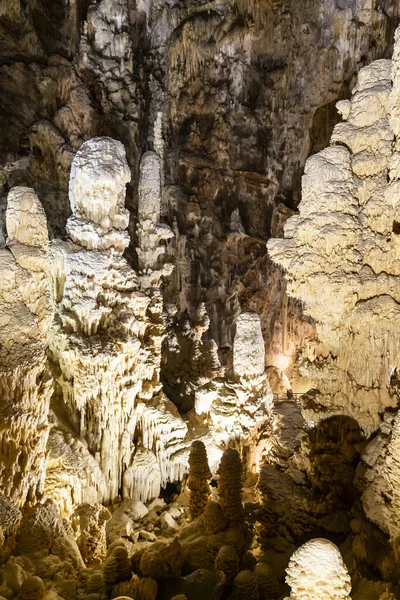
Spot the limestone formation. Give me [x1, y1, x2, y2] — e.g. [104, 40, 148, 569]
[71, 503, 111, 566]
[361, 412, 400, 547]
[140, 537, 182, 579]
[231, 570, 259, 600]
[192, 310, 273, 472]
[218, 449, 245, 530]
[137, 151, 173, 290]
[67, 137, 130, 252]
[44, 427, 107, 517]
[267, 52, 400, 433]
[214, 545, 239, 585]
[233, 312, 265, 379]
[254, 562, 279, 600]
[19, 575, 45, 600]
[47, 137, 187, 507]
[203, 501, 229, 536]
[188, 441, 212, 520]
[284, 538, 351, 600]
[104, 546, 132, 587]
[0, 186, 53, 506]
[111, 576, 157, 600]
[0, 493, 22, 564]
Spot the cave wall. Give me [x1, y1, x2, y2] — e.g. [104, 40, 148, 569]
[1, 1, 399, 375]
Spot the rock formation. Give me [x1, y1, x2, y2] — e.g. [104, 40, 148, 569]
[47, 137, 187, 507]
[217, 449, 245, 530]
[267, 41, 400, 434]
[188, 441, 212, 520]
[71, 503, 111, 566]
[284, 538, 351, 600]
[3, 2, 400, 598]
[0, 186, 53, 506]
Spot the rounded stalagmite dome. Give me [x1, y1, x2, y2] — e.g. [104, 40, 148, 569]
[284, 538, 351, 600]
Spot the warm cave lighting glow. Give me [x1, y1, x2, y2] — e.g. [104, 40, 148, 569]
[276, 353, 290, 372]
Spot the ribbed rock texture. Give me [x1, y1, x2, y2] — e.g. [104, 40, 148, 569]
[1, 0, 399, 376]
[2, 2, 400, 598]
[284, 538, 351, 600]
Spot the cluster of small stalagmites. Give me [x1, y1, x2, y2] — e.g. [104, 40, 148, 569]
[0, 496, 163, 600]
[162, 303, 224, 414]
[283, 538, 351, 600]
[188, 441, 212, 520]
[175, 309, 273, 469]
[267, 28, 400, 431]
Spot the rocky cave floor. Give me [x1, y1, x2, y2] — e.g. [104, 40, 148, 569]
[0, 405, 399, 600]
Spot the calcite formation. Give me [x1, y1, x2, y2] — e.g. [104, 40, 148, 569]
[187, 441, 212, 520]
[284, 538, 351, 600]
[267, 48, 400, 433]
[217, 448, 245, 530]
[0, 186, 53, 506]
[47, 137, 187, 507]
[193, 311, 273, 471]
[361, 411, 400, 547]
[137, 150, 174, 290]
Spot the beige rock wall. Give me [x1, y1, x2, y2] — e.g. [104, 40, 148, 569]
[268, 49, 400, 433]
[0, 186, 53, 506]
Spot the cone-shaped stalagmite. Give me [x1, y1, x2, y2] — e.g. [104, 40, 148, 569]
[218, 448, 245, 529]
[188, 440, 212, 519]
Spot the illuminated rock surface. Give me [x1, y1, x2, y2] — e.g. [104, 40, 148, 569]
[284, 538, 351, 600]
[2, 3, 400, 599]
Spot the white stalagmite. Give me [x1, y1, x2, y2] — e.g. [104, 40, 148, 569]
[284, 538, 351, 600]
[0, 186, 53, 506]
[267, 54, 400, 433]
[194, 310, 273, 473]
[67, 137, 130, 251]
[233, 311, 265, 378]
[137, 150, 173, 289]
[47, 137, 186, 508]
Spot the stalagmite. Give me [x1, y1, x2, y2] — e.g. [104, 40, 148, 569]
[19, 576, 45, 600]
[203, 500, 229, 536]
[71, 503, 111, 566]
[254, 562, 279, 599]
[215, 545, 240, 584]
[188, 441, 212, 520]
[231, 570, 259, 600]
[192, 310, 273, 471]
[217, 448, 245, 530]
[0, 186, 53, 506]
[233, 312, 265, 379]
[284, 538, 351, 600]
[47, 137, 187, 507]
[104, 546, 132, 587]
